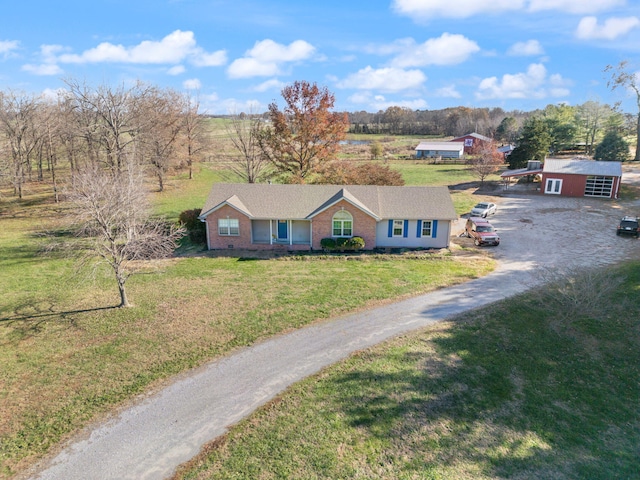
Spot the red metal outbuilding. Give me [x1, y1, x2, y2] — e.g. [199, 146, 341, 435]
[540, 159, 622, 199]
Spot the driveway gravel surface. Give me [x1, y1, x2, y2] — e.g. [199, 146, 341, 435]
[26, 172, 640, 480]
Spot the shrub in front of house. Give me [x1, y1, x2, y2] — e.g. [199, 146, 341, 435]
[321, 236, 365, 251]
[179, 208, 207, 244]
[320, 238, 337, 250]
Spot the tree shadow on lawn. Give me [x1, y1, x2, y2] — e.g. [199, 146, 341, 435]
[331, 304, 640, 479]
[0, 304, 119, 342]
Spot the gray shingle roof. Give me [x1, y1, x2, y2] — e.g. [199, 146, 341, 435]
[543, 159, 622, 176]
[200, 183, 457, 221]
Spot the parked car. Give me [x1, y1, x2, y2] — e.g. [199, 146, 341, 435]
[616, 215, 639, 237]
[465, 217, 500, 246]
[470, 202, 497, 218]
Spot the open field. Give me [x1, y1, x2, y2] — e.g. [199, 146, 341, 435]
[0, 157, 497, 477]
[175, 262, 640, 480]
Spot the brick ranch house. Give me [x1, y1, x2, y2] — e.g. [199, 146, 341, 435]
[199, 183, 458, 252]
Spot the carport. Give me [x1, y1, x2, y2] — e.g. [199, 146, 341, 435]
[500, 160, 543, 190]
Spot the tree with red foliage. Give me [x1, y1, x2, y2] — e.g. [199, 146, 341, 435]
[261, 81, 349, 182]
[468, 140, 503, 184]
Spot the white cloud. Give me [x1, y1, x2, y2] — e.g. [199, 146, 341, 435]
[21, 63, 63, 76]
[392, 0, 523, 19]
[191, 50, 227, 67]
[392, 0, 623, 19]
[337, 66, 426, 92]
[391, 34, 480, 67]
[476, 63, 570, 100]
[227, 39, 315, 79]
[221, 99, 264, 115]
[576, 16, 640, 40]
[55, 30, 226, 66]
[251, 79, 286, 92]
[528, 0, 624, 14]
[347, 91, 428, 111]
[507, 40, 544, 56]
[183, 78, 202, 90]
[167, 65, 186, 75]
[435, 85, 462, 98]
[0, 40, 20, 58]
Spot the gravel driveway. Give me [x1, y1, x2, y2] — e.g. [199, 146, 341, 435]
[455, 192, 640, 274]
[26, 172, 640, 480]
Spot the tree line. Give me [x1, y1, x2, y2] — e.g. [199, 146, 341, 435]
[348, 102, 634, 154]
[0, 79, 206, 201]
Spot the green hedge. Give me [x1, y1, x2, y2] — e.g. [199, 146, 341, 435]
[320, 236, 365, 251]
[179, 208, 207, 244]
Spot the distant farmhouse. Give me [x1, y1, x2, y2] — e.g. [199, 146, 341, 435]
[415, 133, 496, 159]
[199, 183, 458, 252]
[415, 141, 464, 159]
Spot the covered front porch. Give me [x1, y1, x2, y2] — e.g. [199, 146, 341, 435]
[251, 219, 312, 246]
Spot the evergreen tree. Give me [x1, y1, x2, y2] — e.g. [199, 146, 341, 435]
[594, 131, 629, 162]
[508, 117, 551, 169]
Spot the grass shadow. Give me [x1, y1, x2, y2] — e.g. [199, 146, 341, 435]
[328, 290, 640, 478]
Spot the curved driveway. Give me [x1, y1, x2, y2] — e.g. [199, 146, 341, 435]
[27, 183, 640, 480]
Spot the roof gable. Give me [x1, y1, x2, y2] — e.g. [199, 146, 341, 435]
[451, 132, 492, 143]
[307, 187, 379, 220]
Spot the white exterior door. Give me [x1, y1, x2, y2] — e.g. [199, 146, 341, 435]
[545, 178, 562, 194]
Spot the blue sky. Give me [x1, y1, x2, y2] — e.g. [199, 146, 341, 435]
[2, 0, 640, 114]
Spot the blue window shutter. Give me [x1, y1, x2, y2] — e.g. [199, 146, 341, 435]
[403, 220, 408, 238]
[432, 220, 438, 238]
[388, 219, 393, 237]
[416, 220, 422, 238]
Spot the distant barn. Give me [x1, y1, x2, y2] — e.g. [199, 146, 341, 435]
[450, 133, 492, 154]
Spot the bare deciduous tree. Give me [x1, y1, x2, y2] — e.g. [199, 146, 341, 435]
[0, 91, 46, 198]
[68, 163, 184, 307]
[605, 60, 640, 161]
[226, 111, 268, 183]
[139, 88, 184, 191]
[181, 94, 207, 180]
[64, 79, 153, 172]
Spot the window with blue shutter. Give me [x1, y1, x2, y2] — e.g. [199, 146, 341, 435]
[432, 220, 438, 238]
[403, 220, 408, 238]
[388, 219, 393, 237]
[421, 221, 432, 237]
[416, 220, 422, 238]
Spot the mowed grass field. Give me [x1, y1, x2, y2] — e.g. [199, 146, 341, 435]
[0, 157, 496, 477]
[175, 263, 640, 480]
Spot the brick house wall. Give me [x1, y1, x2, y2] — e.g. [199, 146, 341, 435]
[204, 204, 254, 250]
[311, 200, 377, 250]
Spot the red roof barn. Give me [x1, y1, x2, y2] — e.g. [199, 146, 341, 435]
[450, 133, 492, 154]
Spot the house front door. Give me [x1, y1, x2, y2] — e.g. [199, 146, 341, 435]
[277, 220, 288, 240]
